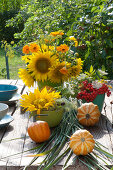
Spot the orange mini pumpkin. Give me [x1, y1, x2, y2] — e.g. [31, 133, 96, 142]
[27, 121, 51, 143]
[69, 129, 95, 155]
[77, 102, 100, 126]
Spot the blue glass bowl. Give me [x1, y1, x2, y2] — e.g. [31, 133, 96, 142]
[0, 84, 18, 101]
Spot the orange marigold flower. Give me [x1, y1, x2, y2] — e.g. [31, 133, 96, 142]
[29, 43, 40, 53]
[22, 45, 30, 54]
[50, 31, 64, 36]
[56, 44, 69, 53]
[59, 67, 68, 75]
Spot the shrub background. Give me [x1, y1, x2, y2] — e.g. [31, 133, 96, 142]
[0, 0, 113, 79]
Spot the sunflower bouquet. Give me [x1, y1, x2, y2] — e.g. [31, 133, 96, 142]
[18, 31, 83, 90]
[20, 86, 61, 115]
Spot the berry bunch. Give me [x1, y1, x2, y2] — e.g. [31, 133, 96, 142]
[77, 80, 111, 102]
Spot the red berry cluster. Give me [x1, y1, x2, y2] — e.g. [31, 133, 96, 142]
[77, 80, 111, 102]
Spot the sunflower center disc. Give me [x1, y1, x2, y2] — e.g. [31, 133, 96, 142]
[36, 58, 50, 73]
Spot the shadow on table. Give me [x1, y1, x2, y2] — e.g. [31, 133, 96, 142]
[85, 114, 113, 140]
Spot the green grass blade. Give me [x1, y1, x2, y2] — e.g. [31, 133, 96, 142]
[95, 146, 113, 159]
[43, 147, 70, 170]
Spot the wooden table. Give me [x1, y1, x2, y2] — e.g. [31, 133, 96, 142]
[0, 79, 113, 170]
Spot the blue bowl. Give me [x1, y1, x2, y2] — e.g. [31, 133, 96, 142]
[0, 84, 18, 101]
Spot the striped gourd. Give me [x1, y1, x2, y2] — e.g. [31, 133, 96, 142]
[69, 129, 95, 155]
[77, 102, 100, 126]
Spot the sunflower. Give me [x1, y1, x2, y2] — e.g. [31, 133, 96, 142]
[22, 55, 33, 63]
[48, 62, 70, 83]
[68, 58, 83, 77]
[22, 45, 30, 54]
[56, 44, 69, 53]
[18, 68, 34, 87]
[20, 87, 61, 115]
[29, 43, 40, 53]
[27, 51, 57, 82]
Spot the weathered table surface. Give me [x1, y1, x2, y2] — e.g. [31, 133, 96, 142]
[0, 79, 113, 170]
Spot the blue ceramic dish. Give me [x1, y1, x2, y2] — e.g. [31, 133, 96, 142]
[0, 115, 13, 128]
[0, 84, 18, 101]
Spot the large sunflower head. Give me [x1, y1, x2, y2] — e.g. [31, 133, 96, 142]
[18, 68, 34, 87]
[20, 87, 61, 115]
[27, 51, 57, 82]
[48, 62, 70, 83]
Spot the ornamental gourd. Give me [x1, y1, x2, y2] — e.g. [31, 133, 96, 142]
[69, 129, 95, 155]
[77, 102, 100, 126]
[27, 121, 51, 143]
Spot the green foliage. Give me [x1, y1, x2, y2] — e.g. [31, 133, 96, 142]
[6, 0, 113, 79]
[0, 0, 28, 12]
[1, 41, 15, 58]
[0, 0, 28, 42]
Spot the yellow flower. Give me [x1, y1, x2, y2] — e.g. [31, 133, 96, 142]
[27, 51, 57, 82]
[22, 55, 33, 63]
[69, 36, 76, 41]
[48, 62, 69, 83]
[41, 44, 54, 52]
[29, 43, 40, 53]
[11, 41, 14, 44]
[76, 58, 83, 67]
[75, 40, 78, 47]
[18, 68, 34, 87]
[20, 87, 61, 115]
[68, 58, 83, 77]
[22, 45, 30, 54]
[69, 36, 78, 47]
[56, 44, 69, 53]
[50, 31, 64, 37]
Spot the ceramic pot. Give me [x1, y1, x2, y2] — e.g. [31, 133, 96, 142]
[33, 108, 64, 127]
[82, 94, 105, 112]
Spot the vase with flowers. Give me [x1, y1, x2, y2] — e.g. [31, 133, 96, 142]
[18, 30, 82, 90]
[18, 31, 83, 125]
[20, 86, 66, 127]
[77, 80, 111, 112]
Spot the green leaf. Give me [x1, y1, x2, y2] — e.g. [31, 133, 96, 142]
[102, 65, 105, 71]
[66, 30, 72, 37]
[89, 65, 94, 73]
[95, 146, 113, 159]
